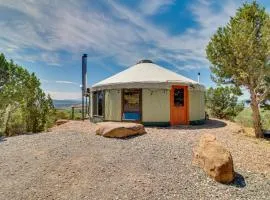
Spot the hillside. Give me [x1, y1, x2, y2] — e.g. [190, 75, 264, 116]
[53, 99, 81, 108]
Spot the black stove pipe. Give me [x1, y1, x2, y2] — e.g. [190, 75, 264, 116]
[82, 54, 87, 120]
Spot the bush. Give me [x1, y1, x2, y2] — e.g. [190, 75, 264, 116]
[234, 108, 253, 127]
[235, 108, 270, 130]
[55, 110, 70, 120]
[261, 110, 270, 130]
[55, 109, 82, 120]
[205, 86, 244, 120]
[0, 53, 56, 136]
[2, 108, 25, 136]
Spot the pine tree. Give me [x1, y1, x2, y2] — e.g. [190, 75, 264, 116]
[206, 2, 270, 138]
[0, 53, 56, 136]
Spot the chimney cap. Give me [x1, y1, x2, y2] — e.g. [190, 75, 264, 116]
[83, 54, 87, 57]
[137, 59, 153, 64]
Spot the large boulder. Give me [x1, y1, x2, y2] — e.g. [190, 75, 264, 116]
[193, 134, 234, 183]
[96, 122, 146, 138]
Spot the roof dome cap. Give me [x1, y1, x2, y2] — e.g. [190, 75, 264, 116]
[136, 59, 153, 64]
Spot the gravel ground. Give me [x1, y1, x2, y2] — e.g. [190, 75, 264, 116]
[0, 119, 269, 200]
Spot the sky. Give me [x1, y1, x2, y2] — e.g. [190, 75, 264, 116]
[0, 0, 269, 100]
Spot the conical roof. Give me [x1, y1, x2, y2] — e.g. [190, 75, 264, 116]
[92, 60, 203, 90]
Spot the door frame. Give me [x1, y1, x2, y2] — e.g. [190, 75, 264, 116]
[170, 85, 189, 125]
[121, 88, 142, 123]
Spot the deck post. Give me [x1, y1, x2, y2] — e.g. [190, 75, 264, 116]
[71, 106, 75, 120]
[82, 54, 87, 121]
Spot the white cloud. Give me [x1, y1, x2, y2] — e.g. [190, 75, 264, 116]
[2, 0, 265, 99]
[106, 0, 240, 69]
[0, 0, 242, 72]
[139, 0, 175, 15]
[190, 0, 238, 34]
[41, 79, 79, 85]
[177, 64, 205, 71]
[55, 80, 78, 85]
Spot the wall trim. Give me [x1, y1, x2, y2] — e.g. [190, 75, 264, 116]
[142, 122, 170, 127]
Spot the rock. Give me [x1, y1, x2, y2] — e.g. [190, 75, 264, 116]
[96, 122, 146, 138]
[56, 119, 69, 126]
[193, 134, 234, 183]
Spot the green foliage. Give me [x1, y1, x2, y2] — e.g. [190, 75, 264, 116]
[5, 107, 26, 136]
[235, 108, 270, 130]
[0, 53, 9, 90]
[55, 110, 70, 120]
[0, 53, 56, 136]
[206, 1, 270, 137]
[206, 2, 270, 91]
[73, 109, 83, 120]
[55, 108, 82, 120]
[205, 86, 244, 120]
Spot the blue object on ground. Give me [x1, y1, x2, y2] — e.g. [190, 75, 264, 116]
[123, 112, 140, 121]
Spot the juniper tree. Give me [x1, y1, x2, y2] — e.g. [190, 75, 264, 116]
[0, 53, 55, 135]
[0, 53, 9, 92]
[205, 86, 244, 120]
[206, 2, 270, 138]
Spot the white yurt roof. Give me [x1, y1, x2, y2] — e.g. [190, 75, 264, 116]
[91, 60, 204, 91]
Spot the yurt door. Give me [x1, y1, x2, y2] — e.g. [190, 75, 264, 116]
[170, 86, 188, 125]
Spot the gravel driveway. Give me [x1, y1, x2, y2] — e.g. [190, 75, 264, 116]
[0, 119, 269, 200]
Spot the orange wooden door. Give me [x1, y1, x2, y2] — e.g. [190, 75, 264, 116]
[170, 85, 189, 125]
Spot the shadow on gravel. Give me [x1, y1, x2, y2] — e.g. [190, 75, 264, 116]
[154, 119, 227, 130]
[229, 172, 246, 188]
[0, 137, 6, 143]
[118, 132, 147, 140]
[202, 119, 227, 129]
[102, 132, 147, 140]
[264, 130, 270, 140]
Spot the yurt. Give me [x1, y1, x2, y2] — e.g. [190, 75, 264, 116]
[89, 60, 205, 126]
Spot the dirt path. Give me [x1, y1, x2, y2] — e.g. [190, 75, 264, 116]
[0, 119, 269, 200]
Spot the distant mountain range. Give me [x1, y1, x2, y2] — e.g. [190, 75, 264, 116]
[53, 99, 81, 108]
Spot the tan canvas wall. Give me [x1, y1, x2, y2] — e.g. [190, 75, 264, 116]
[104, 89, 121, 121]
[90, 92, 93, 118]
[189, 89, 205, 121]
[142, 89, 170, 122]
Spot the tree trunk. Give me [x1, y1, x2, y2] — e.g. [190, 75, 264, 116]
[3, 104, 11, 136]
[250, 90, 264, 138]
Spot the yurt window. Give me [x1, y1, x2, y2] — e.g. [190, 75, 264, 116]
[93, 91, 104, 117]
[174, 88, 184, 106]
[122, 89, 141, 121]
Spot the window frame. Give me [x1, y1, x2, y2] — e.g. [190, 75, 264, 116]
[92, 90, 105, 117]
[174, 88, 185, 107]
